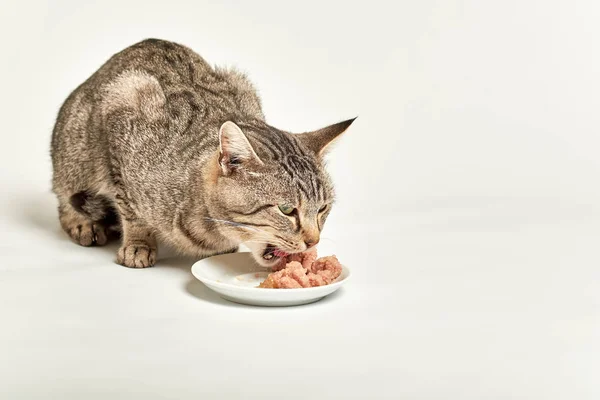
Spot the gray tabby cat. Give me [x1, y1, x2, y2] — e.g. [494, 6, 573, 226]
[51, 39, 354, 268]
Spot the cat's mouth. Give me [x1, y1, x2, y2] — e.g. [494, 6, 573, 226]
[262, 245, 290, 261]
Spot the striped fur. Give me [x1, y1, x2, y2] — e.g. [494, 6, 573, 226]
[51, 38, 354, 268]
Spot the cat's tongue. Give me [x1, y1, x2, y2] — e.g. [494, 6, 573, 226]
[273, 249, 289, 258]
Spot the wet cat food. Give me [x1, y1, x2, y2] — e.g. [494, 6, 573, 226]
[258, 249, 342, 289]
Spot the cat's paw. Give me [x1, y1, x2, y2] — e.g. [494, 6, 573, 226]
[117, 244, 157, 268]
[67, 221, 108, 246]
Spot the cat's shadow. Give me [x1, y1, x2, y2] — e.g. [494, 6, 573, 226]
[15, 191, 236, 307]
[155, 256, 251, 308]
[20, 191, 69, 241]
[16, 191, 342, 309]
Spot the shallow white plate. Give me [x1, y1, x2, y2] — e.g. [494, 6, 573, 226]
[191, 252, 351, 307]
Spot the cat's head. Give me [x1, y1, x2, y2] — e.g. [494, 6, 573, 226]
[206, 118, 355, 267]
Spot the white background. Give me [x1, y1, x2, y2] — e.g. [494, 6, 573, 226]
[1, 1, 599, 399]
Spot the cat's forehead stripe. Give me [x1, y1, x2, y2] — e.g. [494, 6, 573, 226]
[280, 158, 312, 197]
[249, 135, 281, 160]
[243, 124, 330, 202]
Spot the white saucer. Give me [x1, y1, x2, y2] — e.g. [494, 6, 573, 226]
[191, 252, 351, 307]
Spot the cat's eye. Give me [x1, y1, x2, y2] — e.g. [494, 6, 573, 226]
[278, 204, 295, 215]
[319, 204, 328, 213]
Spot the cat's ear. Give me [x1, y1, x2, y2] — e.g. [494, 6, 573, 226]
[296, 117, 356, 156]
[218, 121, 263, 175]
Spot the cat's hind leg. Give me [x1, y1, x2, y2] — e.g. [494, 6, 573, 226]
[58, 196, 109, 247]
[57, 190, 120, 246]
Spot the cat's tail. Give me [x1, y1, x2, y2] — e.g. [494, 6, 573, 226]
[69, 191, 119, 226]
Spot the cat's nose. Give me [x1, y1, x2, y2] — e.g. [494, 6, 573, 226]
[304, 238, 319, 249]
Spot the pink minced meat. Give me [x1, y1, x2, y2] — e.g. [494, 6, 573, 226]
[272, 247, 318, 271]
[258, 250, 343, 289]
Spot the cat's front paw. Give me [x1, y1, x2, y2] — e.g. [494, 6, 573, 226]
[117, 244, 157, 268]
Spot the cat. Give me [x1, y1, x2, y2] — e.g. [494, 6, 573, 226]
[50, 39, 354, 268]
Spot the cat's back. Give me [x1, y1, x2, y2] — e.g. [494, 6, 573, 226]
[75, 38, 263, 125]
[91, 39, 258, 109]
[53, 38, 264, 156]
[87, 39, 213, 91]
[52, 38, 264, 171]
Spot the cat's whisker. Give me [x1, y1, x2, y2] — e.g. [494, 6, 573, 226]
[204, 217, 269, 234]
[204, 217, 272, 238]
[243, 238, 289, 248]
[242, 232, 275, 241]
[206, 220, 307, 252]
